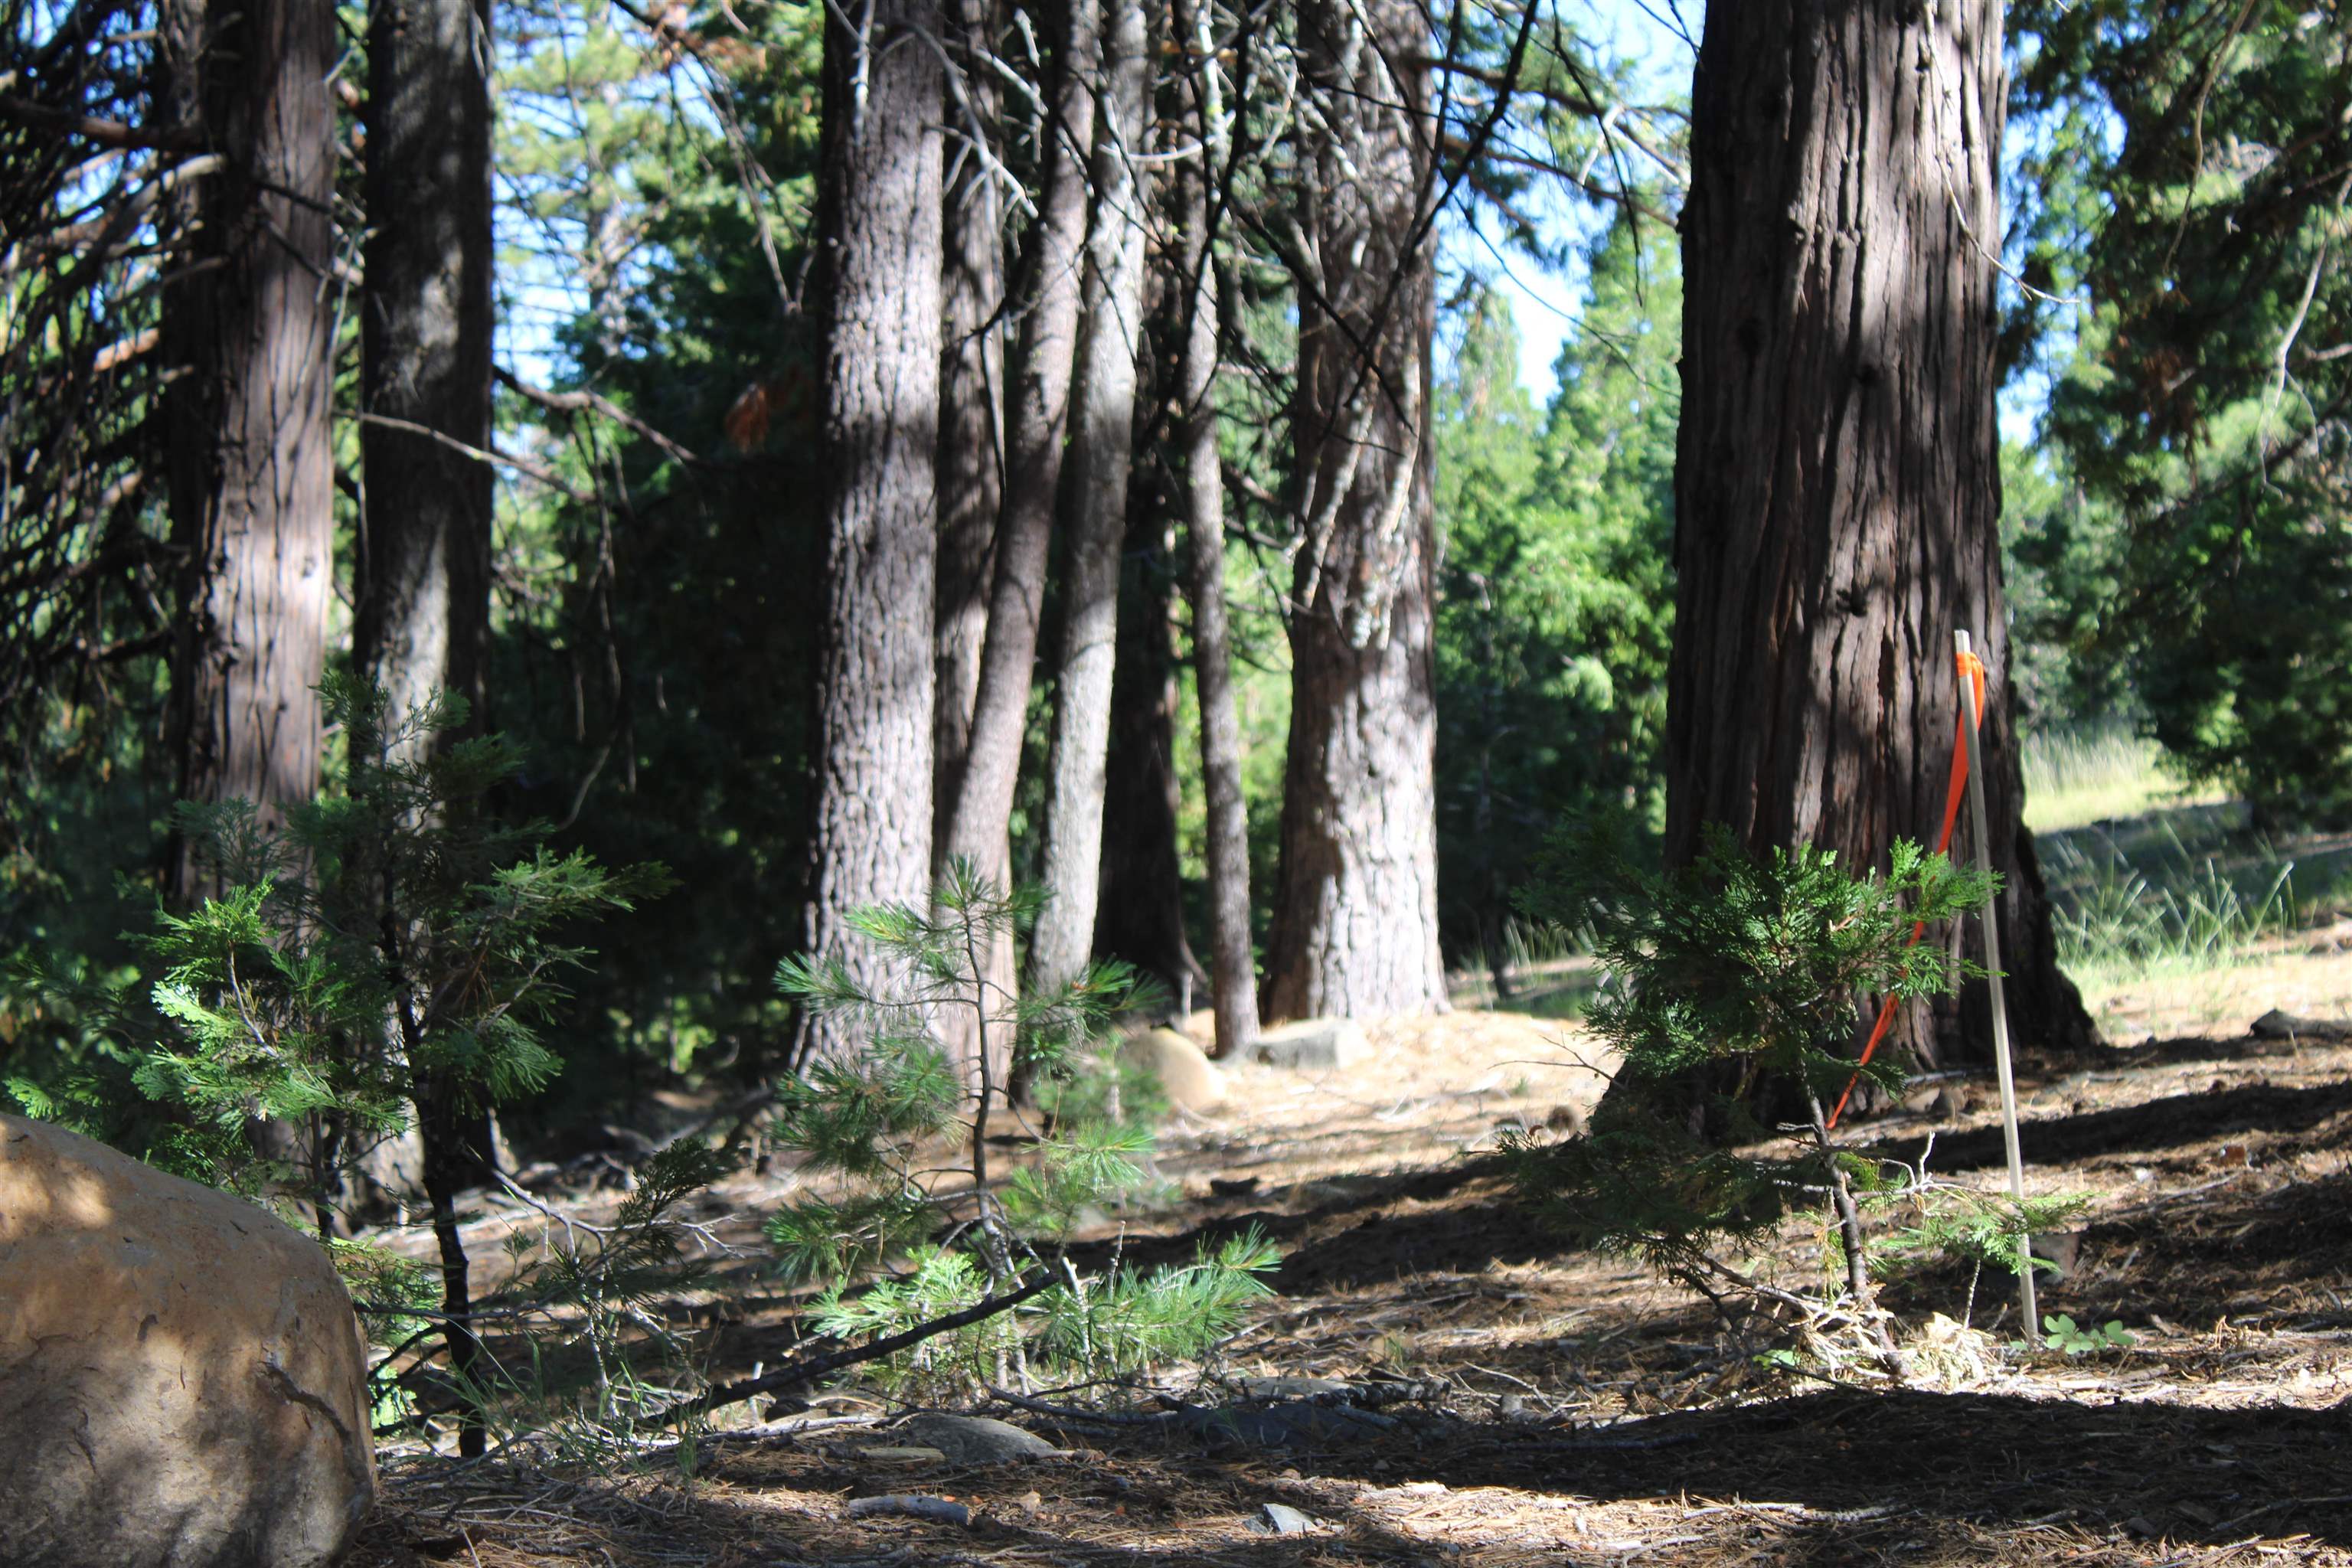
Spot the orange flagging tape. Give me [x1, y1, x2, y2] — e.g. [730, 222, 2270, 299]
[1824, 649, 1985, 1130]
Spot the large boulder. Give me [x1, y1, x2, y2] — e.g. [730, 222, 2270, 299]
[0, 1115, 377, 1568]
[1122, 1027, 1228, 1113]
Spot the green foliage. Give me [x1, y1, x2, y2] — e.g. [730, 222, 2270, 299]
[2030, 1314, 2135, 1357]
[1509, 825, 1998, 1334]
[109, 677, 672, 1201]
[1877, 1188, 2090, 1281]
[763, 865, 1279, 1400]
[1434, 217, 1677, 970]
[2004, 0, 2352, 827]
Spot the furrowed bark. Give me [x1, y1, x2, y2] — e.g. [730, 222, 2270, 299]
[796, 0, 946, 1067]
[1664, 0, 2095, 1083]
[1264, 0, 1448, 1022]
[161, 0, 338, 900]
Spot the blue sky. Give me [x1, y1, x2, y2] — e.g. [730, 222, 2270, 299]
[1467, 0, 1693, 401]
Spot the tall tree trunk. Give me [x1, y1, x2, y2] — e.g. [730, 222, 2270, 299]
[796, 0, 945, 1066]
[161, 0, 337, 901]
[1666, 0, 2095, 1073]
[937, 0, 1096, 1096]
[933, 0, 1004, 854]
[1026, 0, 1150, 997]
[1093, 517, 1207, 1001]
[1174, 5, 1259, 1057]
[358, 0, 498, 1455]
[941, 0, 1095, 893]
[1263, 0, 1448, 1023]
[358, 0, 493, 744]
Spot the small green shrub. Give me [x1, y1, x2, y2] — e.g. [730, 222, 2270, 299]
[765, 862, 1278, 1399]
[1508, 824, 2001, 1370]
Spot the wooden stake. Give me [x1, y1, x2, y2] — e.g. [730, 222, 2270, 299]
[1955, 630, 2038, 1348]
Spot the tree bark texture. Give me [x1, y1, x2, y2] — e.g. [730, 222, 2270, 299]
[1264, 0, 1448, 1023]
[1174, 20, 1259, 1057]
[1666, 0, 2095, 1063]
[161, 0, 337, 897]
[358, 0, 494, 746]
[939, 0, 1097, 890]
[797, 0, 945, 1066]
[1093, 520, 1207, 1002]
[1027, 0, 1150, 997]
[932, 0, 1004, 855]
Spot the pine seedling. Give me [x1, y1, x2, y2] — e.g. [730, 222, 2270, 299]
[765, 863, 1280, 1400]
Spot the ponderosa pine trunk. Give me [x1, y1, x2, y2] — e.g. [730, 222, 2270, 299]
[932, 0, 1004, 853]
[936, 0, 1095, 1096]
[1666, 0, 2095, 1074]
[939, 0, 1096, 899]
[358, 0, 492, 740]
[1027, 0, 1150, 997]
[796, 0, 944, 1066]
[1093, 520, 1207, 1002]
[1263, 0, 1448, 1023]
[161, 0, 337, 901]
[1174, 6, 1259, 1057]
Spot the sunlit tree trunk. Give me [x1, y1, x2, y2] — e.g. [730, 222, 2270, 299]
[1027, 0, 1150, 996]
[1263, 0, 1448, 1022]
[1665, 0, 2095, 1079]
[1173, 8, 1259, 1055]
[796, 0, 945, 1066]
[933, 0, 1004, 853]
[937, 0, 1097, 1095]
[941, 0, 1094, 890]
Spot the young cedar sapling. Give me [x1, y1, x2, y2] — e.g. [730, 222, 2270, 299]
[1507, 822, 2013, 1372]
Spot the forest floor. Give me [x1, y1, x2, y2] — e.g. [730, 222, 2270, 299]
[350, 877, 2352, 1567]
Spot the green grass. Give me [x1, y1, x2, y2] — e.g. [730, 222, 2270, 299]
[2022, 724, 2221, 833]
[2047, 850, 2298, 988]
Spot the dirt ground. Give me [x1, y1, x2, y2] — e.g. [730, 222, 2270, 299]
[351, 942, 2352, 1568]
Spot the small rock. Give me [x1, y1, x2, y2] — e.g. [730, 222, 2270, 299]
[2029, 1230, 2082, 1279]
[1256, 1502, 1318, 1536]
[846, 1494, 972, 1527]
[1543, 1102, 1586, 1135]
[1122, 1027, 1228, 1113]
[900, 1413, 1058, 1464]
[1253, 1018, 1367, 1070]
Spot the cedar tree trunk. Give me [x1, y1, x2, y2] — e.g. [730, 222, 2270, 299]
[1264, 0, 1448, 1022]
[1666, 0, 2095, 1070]
[161, 0, 337, 900]
[797, 0, 945, 1065]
